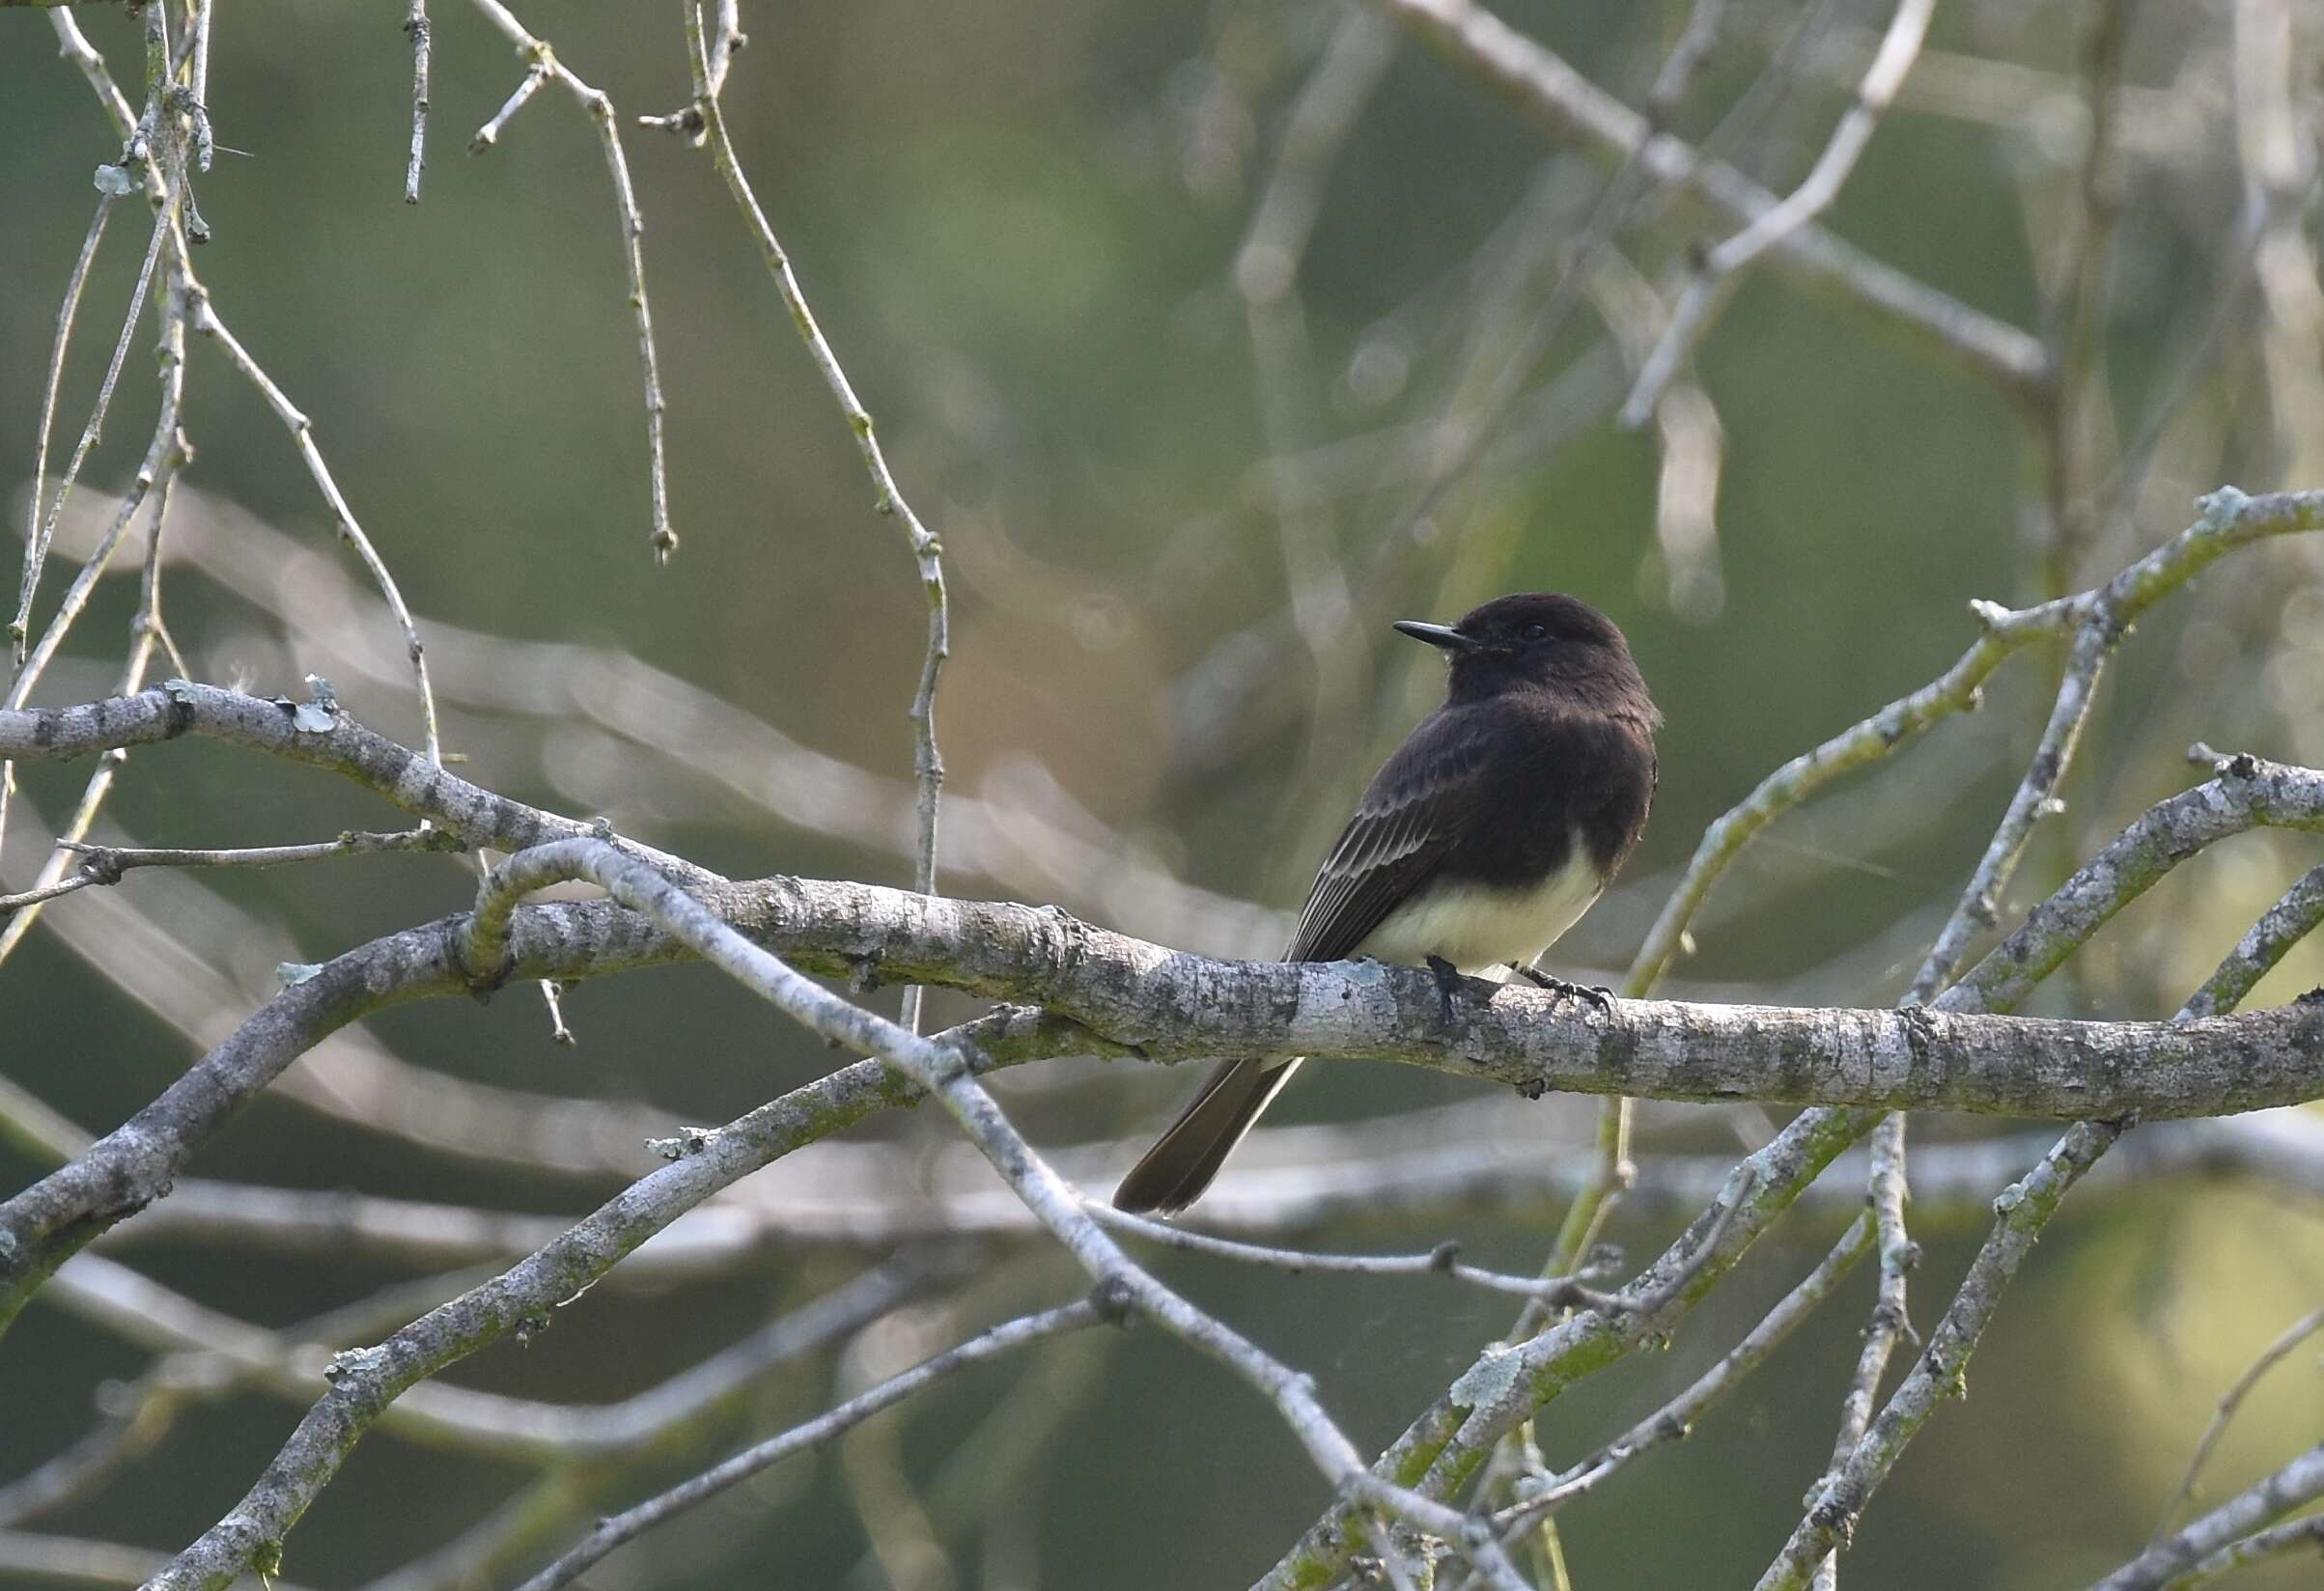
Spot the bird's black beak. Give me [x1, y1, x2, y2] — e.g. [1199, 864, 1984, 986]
[1392, 620, 1478, 652]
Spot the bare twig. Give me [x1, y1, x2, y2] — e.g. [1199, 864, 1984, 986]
[186, 295, 443, 766]
[2087, 1442, 2324, 1591]
[1620, 0, 1937, 423]
[1493, 1211, 1875, 1531]
[0, 872, 86, 919]
[468, 60, 549, 152]
[1805, 1111, 1915, 1590]
[706, 0, 745, 98]
[512, 1298, 1107, 1591]
[1374, 0, 2051, 401]
[2178, 858, 2324, 1019]
[1235, 6, 1396, 814]
[2, 827, 462, 915]
[467, 0, 676, 561]
[62, 828, 462, 875]
[180, 0, 213, 151]
[39, 1247, 932, 1465]
[2152, 1302, 2324, 1542]
[675, 0, 951, 1031]
[16, 195, 116, 663]
[0, 148, 193, 968]
[11, 179, 168, 669]
[2037, 0, 2135, 598]
[2151, 1514, 2324, 1590]
[1752, 1119, 2125, 1589]
[403, 1, 432, 202]
[1096, 1193, 1739, 1312]
[1630, 486, 2324, 999]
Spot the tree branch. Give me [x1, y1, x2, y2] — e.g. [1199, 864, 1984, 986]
[1258, 1104, 1884, 1590]
[1619, 0, 1937, 423]
[0, 678, 715, 881]
[66, 1104, 2324, 1271]
[2152, 1301, 2324, 1546]
[2087, 1442, 2324, 1591]
[1373, 0, 2052, 402]
[671, 0, 952, 1029]
[1491, 1211, 1876, 1531]
[0, 826, 462, 915]
[1258, 729, 2324, 1588]
[1750, 1119, 2124, 1589]
[512, 1297, 1110, 1591]
[36, 1249, 936, 1465]
[1630, 485, 2324, 997]
[7, 738, 2323, 1332]
[466, 0, 674, 561]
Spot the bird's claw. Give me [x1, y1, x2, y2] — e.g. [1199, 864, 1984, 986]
[1426, 955, 1467, 1025]
[1513, 963, 1613, 1010]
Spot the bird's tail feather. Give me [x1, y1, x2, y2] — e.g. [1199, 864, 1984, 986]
[1111, 1056, 1303, 1214]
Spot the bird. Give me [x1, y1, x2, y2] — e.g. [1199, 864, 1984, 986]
[1111, 591, 1661, 1215]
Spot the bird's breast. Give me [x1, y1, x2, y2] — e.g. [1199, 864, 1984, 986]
[1354, 843, 1603, 975]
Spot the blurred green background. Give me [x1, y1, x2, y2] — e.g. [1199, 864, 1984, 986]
[5, 1, 2324, 1587]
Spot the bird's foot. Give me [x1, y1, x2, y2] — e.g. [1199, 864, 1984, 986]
[1425, 955, 1469, 1025]
[1512, 963, 1614, 1011]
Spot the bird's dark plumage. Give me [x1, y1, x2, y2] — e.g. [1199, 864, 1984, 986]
[1114, 593, 1659, 1215]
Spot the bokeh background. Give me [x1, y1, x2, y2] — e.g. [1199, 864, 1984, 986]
[5, 1, 2324, 1586]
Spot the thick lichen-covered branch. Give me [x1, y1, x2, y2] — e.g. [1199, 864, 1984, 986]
[5, 738, 2322, 1334]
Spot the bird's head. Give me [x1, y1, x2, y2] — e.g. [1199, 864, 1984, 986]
[1394, 592, 1655, 716]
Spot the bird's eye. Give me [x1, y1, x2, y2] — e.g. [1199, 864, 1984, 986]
[1519, 622, 1549, 641]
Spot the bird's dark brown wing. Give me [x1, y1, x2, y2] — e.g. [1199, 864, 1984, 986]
[1283, 706, 1491, 963]
[1118, 698, 1612, 1214]
[1116, 708, 1488, 1214]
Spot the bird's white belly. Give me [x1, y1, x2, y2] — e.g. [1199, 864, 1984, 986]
[1355, 849, 1602, 975]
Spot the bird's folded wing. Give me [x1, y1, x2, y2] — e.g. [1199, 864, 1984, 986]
[1284, 712, 1485, 963]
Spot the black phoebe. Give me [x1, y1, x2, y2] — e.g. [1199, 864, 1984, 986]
[1112, 592, 1660, 1214]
